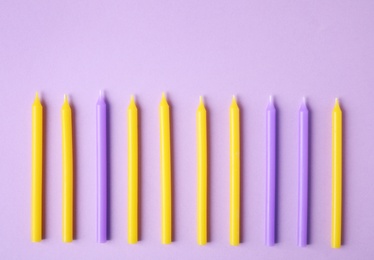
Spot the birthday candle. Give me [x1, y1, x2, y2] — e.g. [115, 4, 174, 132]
[298, 98, 309, 247]
[230, 96, 240, 246]
[332, 98, 342, 248]
[62, 95, 74, 243]
[197, 96, 207, 245]
[128, 95, 138, 244]
[266, 96, 276, 246]
[96, 91, 107, 243]
[31, 92, 43, 242]
[160, 93, 172, 244]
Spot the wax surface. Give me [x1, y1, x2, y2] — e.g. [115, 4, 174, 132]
[61, 95, 74, 243]
[128, 96, 138, 244]
[298, 99, 309, 247]
[160, 93, 172, 244]
[31, 93, 43, 242]
[229, 97, 240, 246]
[332, 99, 342, 248]
[266, 97, 276, 246]
[197, 97, 207, 245]
[96, 92, 107, 243]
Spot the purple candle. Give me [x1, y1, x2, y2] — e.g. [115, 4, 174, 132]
[96, 91, 107, 243]
[266, 96, 277, 246]
[298, 98, 309, 246]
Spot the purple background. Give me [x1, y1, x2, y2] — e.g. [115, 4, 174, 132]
[1, 1, 374, 259]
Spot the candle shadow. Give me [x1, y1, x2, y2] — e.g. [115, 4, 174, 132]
[206, 103, 211, 243]
[307, 109, 312, 245]
[106, 100, 112, 241]
[41, 98, 47, 240]
[341, 101, 347, 246]
[168, 98, 176, 243]
[70, 102, 78, 241]
[137, 101, 143, 242]
[274, 103, 279, 245]
[238, 99, 246, 244]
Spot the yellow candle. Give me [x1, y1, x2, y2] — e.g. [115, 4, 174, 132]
[230, 96, 240, 246]
[197, 96, 207, 245]
[332, 98, 342, 248]
[31, 92, 43, 242]
[62, 95, 74, 243]
[128, 96, 138, 244]
[160, 93, 172, 244]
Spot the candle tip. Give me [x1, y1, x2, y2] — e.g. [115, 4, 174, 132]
[162, 92, 167, 100]
[35, 92, 40, 100]
[199, 96, 204, 104]
[269, 95, 274, 103]
[233, 95, 237, 101]
[335, 97, 339, 104]
[130, 95, 135, 102]
[303, 96, 307, 104]
[64, 94, 68, 102]
[99, 90, 104, 98]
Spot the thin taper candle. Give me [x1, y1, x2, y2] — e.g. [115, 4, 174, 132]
[160, 93, 172, 244]
[298, 97, 309, 247]
[197, 96, 207, 245]
[128, 95, 138, 244]
[266, 96, 277, 246]
[31, 92, 43, 242]
[62, 94, 74, 243]
[97, 91, 107, 243]
[230, 96, 240, 246]
[332, 98, 342, 248]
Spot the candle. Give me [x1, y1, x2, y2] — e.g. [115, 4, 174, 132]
[160, 93, 172, 244]
[197, 96, 207, 245]
[62, 94, 74, 243]
[96, 91, 107, 243]
[332, 98, 342, 248]
[266, 96, 277, 246]
[230, 96, 240, 246]
[128, 95, 138, 244]
[298, 98, 309, 247]
[31, 92, 43, 242]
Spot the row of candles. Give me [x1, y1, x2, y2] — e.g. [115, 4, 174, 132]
[31, 92, 343, 248]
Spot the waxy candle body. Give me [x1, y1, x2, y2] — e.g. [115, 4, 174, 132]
[31, 93, 43, 242]
[298, 99, 309, 247]
[230, 97, 240, 246]
[128, 96, 138, 244]
[332, 99, 342, 248]
[62, 95, 74, 243]
[266, 97, 277, 246]
[160, 93, 172, 244]
[197, 97, 207, 245]
[96, 92, 107, 243]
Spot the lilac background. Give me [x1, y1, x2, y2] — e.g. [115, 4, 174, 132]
[1, 1, 374, 259]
